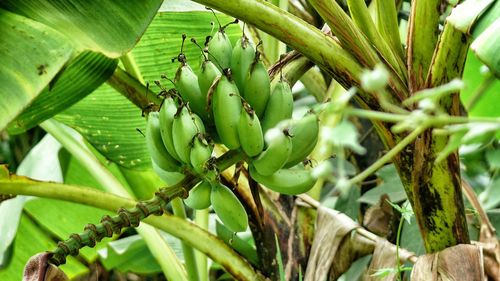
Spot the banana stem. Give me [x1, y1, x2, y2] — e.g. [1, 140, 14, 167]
[194, 209, 210, 281]
[171, 198, 200, 281]
[40, 119, 189, 281]
[0, 182, 265, 281]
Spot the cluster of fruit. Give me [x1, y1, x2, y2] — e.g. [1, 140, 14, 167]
[145, 20, 319, 232]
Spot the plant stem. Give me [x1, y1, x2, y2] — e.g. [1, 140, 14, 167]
[171, 198, 200, 281]
[194, 209, 209, 281]
[394, 209, 405, 280]
[40, 120, 128, 197]
[120, 53, 146, 84]
[40, 119, 189, 281]
[107, 66, 161, 109]
[0, 181, 265, 281]
[348, 126, 425, 185]
[192, 0, 364, 91]
[345, 108, 500, 125]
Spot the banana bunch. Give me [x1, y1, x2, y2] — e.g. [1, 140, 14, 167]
[146, 21, 323, 232]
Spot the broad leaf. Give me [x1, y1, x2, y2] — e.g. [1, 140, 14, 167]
[0, 8, 73, 131]
[7, 52, 118, 134]
[460, 51, 500, 117]
[358, 164, 407, 205]
[0, 0, 163, 58]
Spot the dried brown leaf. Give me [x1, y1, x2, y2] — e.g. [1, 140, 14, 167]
[410, 244, 485, 281]
[23, 252, 68, 281]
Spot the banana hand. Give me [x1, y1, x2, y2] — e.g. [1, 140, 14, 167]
[249, 165, 316, 195]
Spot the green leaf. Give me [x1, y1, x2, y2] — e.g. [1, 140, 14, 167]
[23, 198, 114, 262]
[55, 84, 150, 169]
[358, 164, 407, 205]
[460, 51, 500, 117]
[215, 221, 258, 266]
[7, 52, 117, 134]
[486, 148, 500, 169]
[0, 0, 163, 58]
[98, 232, 184, 274]
[448, 0, 495, 34]
[0, 134, 62, 266]
[0, 8, 73, 131]
[471, 18, 500, 77]
[98, 235, 162, 274]
[0, 215, 88, 280]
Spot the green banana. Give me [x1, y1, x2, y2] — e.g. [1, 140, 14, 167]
[184, 180, 212, 210]
[242, 52, 270, 118]
[209, 72, 242, 149]
[251, 127, 292, 176]
[146, 112, 180, 172]
[159, 95, 182, 161]
[174, 63, 209, 121]
[249, 165, 316, 195]
[211, 183, 248, 232]
[190, 134, 213, 174]
[198, 59, 222, 98]
[172, 106, 205, 164]
[208, 30, 233, 71]
[237, 103, 264, 157]
[152, 161, 185, 185]
[261, 79, 294, 132]
[284, 112, 320, 168]
[231, 37, 255, 94]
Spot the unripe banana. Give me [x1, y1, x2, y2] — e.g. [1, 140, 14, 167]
[284, 113, 320, 168]
[198, 59, 222, 98]
[242, 52, 270, 118]
[159, 96, 182, 161]
[208, 30, 232, 71]
[237, 103, 264, 157]
[172, 106, 205, 164]
[184, 180, 212, 210]
[211, 183, 248, 232]
[249, 165, 316, 195]
[251, 127, 292, 176]
[261, 80, 294, 132]
[209, 72, 242, 149]
[190, 134, 213, 174]
[146, 112, 181, 172]
[152, 161, 185, 185]
[231, 38, 255, 93]
[174, 63, 209, 121]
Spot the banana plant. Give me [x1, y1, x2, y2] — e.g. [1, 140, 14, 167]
[0, 0, 499, 280]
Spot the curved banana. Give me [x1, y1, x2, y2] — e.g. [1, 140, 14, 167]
[237, 103, 264, 157]
[190, 134, 213, 174]
[146, 112, 181, 172]
[249, 165, 316, 195]
[209, 72, 242, 149]
[284, 113, 320, 168]
[198, 59, 221, 98]
[211, 183, 248, 232]
[261, 80, 294, 132]
[159, 95, 182, 161]
[251, 128, 292, 176]
[152, 161, 185, 185]
[172, 106, 205, 164]
[231, 37, 255, 94]
[175, 63, 209, 121]
[242, 52, 270, 118]
[208, 30, 233, 70]
[184, 180, 212, 210]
